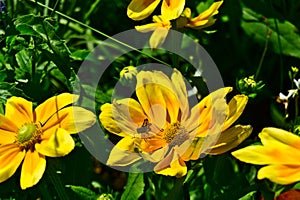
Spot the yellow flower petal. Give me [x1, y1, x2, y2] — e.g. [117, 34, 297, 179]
[171, 69, 189, 122]
[41, 106, 95, 134]
[154, 147, 187, 177]
[35, 128, 75, 157]
[222, 95, 248, 131]
[161, 0, 185, 20]
[207, 125, 252, 155]
[180, 137, 205, 161]
[0, 144, 25, 183]
[257, 164, 300, 185]
[20, 150, 46, 189]
[35, 93, 79, 126]
[106, 137, 141, 166]
[149, 27, 169, 49]
[187, 1, 223, 28]
[112, 98, 148, 134]
[135, 23, 162, 33]
[5, 97, 33, 128]
[0, 114, 18, 144]
[127, 0, 161, 20]
[259, 127, 300, 148]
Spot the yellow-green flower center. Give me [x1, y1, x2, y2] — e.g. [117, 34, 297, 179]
[16, 123, 42, 151]
[163, 122, 189, 146]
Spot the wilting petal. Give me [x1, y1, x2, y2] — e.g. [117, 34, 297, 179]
[35, 93, 79, 126]
[149, 27, 169, 49]
[35, 128, 75, 157]
[20, 150, 46, 189]
[107, 137, 141, 166]
[5, 97, 33, 128]
[258, 164, 300, 185]
[127, 0, 161, 20]
[222, 95, 248, 131]
[0, 144, 25, 183]
[154, 147, 187, 177]
[161, 0, 185, 20]
[207, 125, 252, 155]
[0, 114, 18, 144]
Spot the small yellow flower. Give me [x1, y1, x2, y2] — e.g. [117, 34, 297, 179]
[232, 128, 300, 185]
[0, 93, 96, 189]
[100, 69, 251, 177]
[127, 0, 185, 21]
[135, 1, 223, 49]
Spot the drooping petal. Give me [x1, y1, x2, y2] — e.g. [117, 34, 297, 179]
[5, 97, 33, 128]
[188, 1, 222, 26]
[207, 125, 252, 155]
[127, 0, 161, 20]
[135, 23, 162, 33]
[154, 147, 187, 177]
[161, 0, 185, 20]
[149, 27, 169, 49]
[100, 103, 133, 137]
[106, 137, 141, 166]
[35, 128, 75, 157]
[222, 95, 248, 131]
[0, 144, 25, 183]
[0, 114, 18, 144]
[20, 150, 46, 189]
[35, 93, 79, 126]
[257, 164, 300, 185]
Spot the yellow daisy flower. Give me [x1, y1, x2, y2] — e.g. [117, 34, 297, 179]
[0, 93, 96, 189]
[232, 127, 300, 185]
[127, 0, 185, 21]
[100, 69, 251, 177]
[135, 1, 223, 49]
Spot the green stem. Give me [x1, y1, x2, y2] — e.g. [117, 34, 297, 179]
[255, 29, 271, 80]
[26, 0, 170, 67]
[295, 95, 299, 121]
[273, 18, 284, 90]
[47, 161, 69, 200]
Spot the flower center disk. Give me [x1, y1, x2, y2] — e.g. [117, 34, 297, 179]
[16, 123, 42, 151]
[163, 122, 189, 146]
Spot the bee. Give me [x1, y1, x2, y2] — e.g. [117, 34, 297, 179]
[136, 119, 152, 134]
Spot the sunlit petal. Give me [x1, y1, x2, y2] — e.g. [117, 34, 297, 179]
[20, 150, 46, 189]
[35, 93, 79, 126]
[127, 0, 161, 20]
[258, 165, 300, 185]
[5, 97, 33, 128]
[0, 144, 25, 183]
[0, 114, 18, 144]
[107, 137, 141, 166]
[35, 128, 75, 157]
[161, 0, 185, 20]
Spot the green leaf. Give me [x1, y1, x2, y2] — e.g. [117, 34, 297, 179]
[121, 173, 145, 200]
[241, 7, 300, 59]
[0, 82, 29, 103]
[15, 48, 33, 80]
[66, 185, 98, 200]
[238, 191, 257, 200]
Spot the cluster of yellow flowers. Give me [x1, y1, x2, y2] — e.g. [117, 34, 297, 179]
[127, 0, 223, 48]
